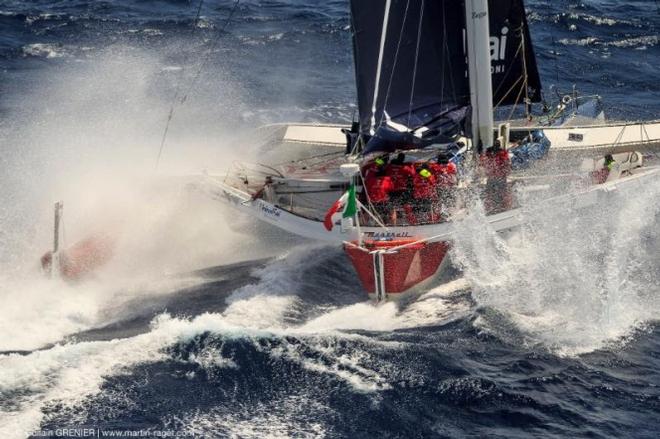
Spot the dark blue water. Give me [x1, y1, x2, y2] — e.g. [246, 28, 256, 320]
[0, 1, 659, 438]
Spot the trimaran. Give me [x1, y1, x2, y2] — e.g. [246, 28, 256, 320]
[196, 0, 660, 302]
[42, 0, 660, 302]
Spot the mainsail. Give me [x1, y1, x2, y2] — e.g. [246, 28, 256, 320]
[350, 0, 542, 141]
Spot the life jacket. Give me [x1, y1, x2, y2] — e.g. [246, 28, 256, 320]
[480, 150, 511, 180]
[385, 164, 415, 192]
[412, 169, 438, 200]
[365, 174, 394, 203]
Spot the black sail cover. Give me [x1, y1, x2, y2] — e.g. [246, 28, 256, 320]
[351, 0, 542, 143]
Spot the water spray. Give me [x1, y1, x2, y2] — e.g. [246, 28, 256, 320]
[155, 0, 242, 170]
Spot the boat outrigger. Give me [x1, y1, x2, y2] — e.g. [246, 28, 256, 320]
[195, 0, 660, 302]
[40, 202, 116, 281]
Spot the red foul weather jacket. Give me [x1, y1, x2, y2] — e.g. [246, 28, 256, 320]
[365, 175, 395, 203]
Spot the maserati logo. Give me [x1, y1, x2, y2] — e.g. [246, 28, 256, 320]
[490, 26, 509, 62]
[462, 26, 510, 75]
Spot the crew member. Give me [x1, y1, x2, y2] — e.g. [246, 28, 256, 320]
[480, 141, 512, 214]
[385, 153, 415, 224]
[411, 164, 440, 224]
[364, 162, 394, 222]
[431, 154, 458, 220]
[433, 154, 458, 188]
[360, 155, 387, 206]
[363, 155, 388, 181]
[591, 154, 616, 184]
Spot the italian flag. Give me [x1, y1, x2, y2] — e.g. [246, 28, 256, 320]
[323, 183, 357, 231]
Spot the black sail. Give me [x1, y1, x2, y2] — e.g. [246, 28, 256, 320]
[489, 0, 542, 107]
[350, 0, 542, 139]
[350, 0, 469, 137]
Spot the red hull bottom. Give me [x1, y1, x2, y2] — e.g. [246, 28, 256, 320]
[344, 239, 451, 300]
[41, 234, 115, 281]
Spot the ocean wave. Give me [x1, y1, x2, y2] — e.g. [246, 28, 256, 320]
[21, 43, 65, 59]
[567, 12, 637, 27]
[558, 36, 600, 47]
[25, 13, 69, 26]
[608, 35, 659, 49]
[559, 35, 657, 49]
[126, 28, 164, 37]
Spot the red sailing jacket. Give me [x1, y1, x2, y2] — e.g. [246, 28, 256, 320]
[480, 150, 511, 180]
[430, 162, 458, 187]
[385, 164, 415, 192]
[365, 175, 394, 203]
[412, 171, 439, 200]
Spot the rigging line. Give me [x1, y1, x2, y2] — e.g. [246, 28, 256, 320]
[155, 0, 241, 170]
[640, 123, 660, 161]
[493, 75, 524, 110]
[506, 75, 526, 122]
[520, 27, 531, 119]
[379, 0, 411, 129]
[608, 125, 627, 155]
[407, 0, 425, 127]
[155, 0, 205, 170]
[492, 38, 525, 109]
[491, 26, 524, 99]
[171, 0, 206, 104]
[358, 169, 387, 228]
[178, 0, 241, 105]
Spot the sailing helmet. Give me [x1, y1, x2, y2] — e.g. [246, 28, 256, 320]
[437, 152, 451, 164]
[419, 168, 432, 179]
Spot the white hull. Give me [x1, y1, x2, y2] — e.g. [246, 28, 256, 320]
[198, 166, 660, 245]
[535, 120, 660, 153]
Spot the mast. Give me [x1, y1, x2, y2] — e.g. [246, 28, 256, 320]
[465, 0, 494, 153]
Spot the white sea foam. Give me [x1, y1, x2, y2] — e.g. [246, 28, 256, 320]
[22, 43, 65, 58]
[175, 396, 330, 438]
[1, 241, 457, 436]
[0, 277, 105, 352]
[298, 278, 471, 333]
[608, 35, 658, 48]
[559, 35, 657, 49]
[558, 36, 599, 46]
[0, 317, 173, 438]
[0, 308, 383, 437]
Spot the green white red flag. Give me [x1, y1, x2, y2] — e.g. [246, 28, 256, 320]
[323, 183, 357, 231]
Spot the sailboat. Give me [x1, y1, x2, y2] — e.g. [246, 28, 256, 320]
[196, 0, 660, 302]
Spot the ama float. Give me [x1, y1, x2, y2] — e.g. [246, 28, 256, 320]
[40, 202, 115, 281]
[198, 0, 660, 302]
